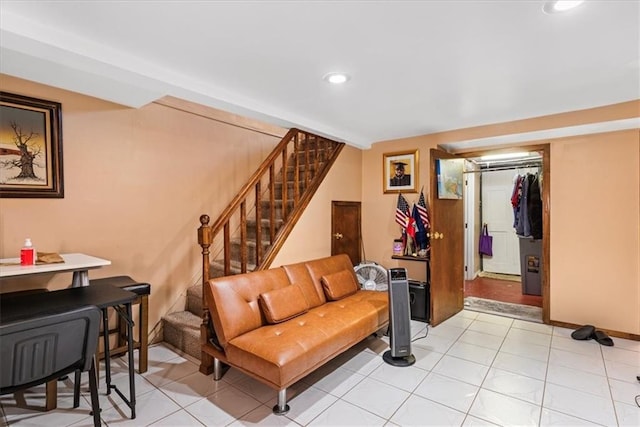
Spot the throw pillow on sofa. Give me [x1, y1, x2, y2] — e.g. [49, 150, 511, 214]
[259, 285, 309, 324]
[321, 270, 359, 301]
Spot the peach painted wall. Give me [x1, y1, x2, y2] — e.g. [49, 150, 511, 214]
[361, 138, 439, 282]
[0, 75, 285, 340]
[550, 130, 639, 333]
[362, 104, 640, 335]
[272, 145, 362, 266]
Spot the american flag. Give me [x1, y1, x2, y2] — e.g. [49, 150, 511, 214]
[395, 193, 410, 228]
[416, 189, 430, 229]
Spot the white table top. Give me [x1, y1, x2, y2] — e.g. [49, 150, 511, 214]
[0, 253, 111, 278]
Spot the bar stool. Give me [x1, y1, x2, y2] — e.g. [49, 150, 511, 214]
[89, 276, 151, 374]
[1, 304, 103, 427]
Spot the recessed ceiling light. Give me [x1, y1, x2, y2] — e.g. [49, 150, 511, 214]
[542, 0, 585, 14]
[323, 72, 350, 84]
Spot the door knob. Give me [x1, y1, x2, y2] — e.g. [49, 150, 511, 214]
[333, 233, 343, 240]
[429, 232, 443, 240]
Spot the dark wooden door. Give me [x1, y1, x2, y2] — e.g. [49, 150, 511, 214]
[429, 149, 465, 326]
[331, 201, 361, 265]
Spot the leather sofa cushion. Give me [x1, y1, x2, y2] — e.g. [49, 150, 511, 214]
[304, 254, 359, 300]
[206, 268, 292, 347]
[259, 285, 308, 324]
[321, 269, 359, 301]
[282, 262, 326, 309]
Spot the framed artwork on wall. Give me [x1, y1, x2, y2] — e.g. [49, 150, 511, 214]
[0, 92, 64, 198]
[383, 149, 418, 194]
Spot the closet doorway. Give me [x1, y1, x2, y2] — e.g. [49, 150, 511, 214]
[462, 147, 549, 323]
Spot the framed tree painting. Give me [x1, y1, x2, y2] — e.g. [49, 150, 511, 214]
[0, 92, 64, 198]
[383, 149, 418, 194]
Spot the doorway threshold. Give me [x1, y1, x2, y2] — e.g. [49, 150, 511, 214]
[478, 271, 521, 282]
[464, 296, 542, 323]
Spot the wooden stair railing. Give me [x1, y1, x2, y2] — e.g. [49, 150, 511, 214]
[197, 128, 344, 374]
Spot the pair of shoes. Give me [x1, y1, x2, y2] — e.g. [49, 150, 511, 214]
[593, 330, 614, 346]
[571, 325, 595, 340]
[571, 325, 614, 346]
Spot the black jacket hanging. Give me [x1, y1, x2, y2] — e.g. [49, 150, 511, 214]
[528, 173, 543, 239]
[516, 174, 531, 236]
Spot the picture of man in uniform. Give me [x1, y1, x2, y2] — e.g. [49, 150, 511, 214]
[390, 161, 411, 187]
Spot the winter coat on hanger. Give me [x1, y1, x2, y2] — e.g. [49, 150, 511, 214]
[528, 174, 543, 239]
[516, 174, 531, 236]
[511, 174, 523, 228]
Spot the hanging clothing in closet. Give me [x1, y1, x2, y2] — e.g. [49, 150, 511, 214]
[512, 172, 542, 239]
[528, 174, 542, 238]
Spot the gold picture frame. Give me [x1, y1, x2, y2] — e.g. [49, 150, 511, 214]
[0, 92, 64, 198]
[383, 149, 418, 194]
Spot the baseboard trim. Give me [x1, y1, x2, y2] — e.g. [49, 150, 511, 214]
[549, 320, 640, 341]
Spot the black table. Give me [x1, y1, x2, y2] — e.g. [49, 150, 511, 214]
[1, 284, 137, 418]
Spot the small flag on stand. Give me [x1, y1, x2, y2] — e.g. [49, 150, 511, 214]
[416, 188, 430, 229]
[395, 193, 410, 228]
[406, 214, 416, 238]
[413, 203, 427, 249]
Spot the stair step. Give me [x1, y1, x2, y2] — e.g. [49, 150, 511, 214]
[271, 181, 307, 200]
[229, 238, 271, 265]
[162, 310, 201, 360]
[229, 237, 270, 246]
[287, 159, 320, 166]
[210, 259, 257, 278]
[282, 165, 322, 182]
[186, 284, 202, 315]
[259, 200, 294, 220]
[246, 218, 283, 240]
[259, 199, 294, 207]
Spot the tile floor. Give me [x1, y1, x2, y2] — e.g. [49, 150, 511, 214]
[2, 310, 639, 426]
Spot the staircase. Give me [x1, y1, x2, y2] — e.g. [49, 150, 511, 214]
[162, 129, 344, 363]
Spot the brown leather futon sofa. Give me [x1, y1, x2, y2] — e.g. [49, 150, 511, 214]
[203, 254, 389, 414]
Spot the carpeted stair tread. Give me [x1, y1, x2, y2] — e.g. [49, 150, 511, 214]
[162, 310, 201, 360]
[186, 284, 202, 315]
[210, 259, 257, 278]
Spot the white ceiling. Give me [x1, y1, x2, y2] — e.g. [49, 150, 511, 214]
[1, 1, 638, 149]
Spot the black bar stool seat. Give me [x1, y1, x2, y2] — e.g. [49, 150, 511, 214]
[90, 276, 151, 374]
[0, 288, 49, 297]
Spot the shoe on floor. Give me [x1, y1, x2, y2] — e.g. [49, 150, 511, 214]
[593, 330, 614, 346]
[571, 325, 595, 340]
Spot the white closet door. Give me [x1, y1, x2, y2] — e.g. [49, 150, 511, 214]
[481, 169, 521, 275]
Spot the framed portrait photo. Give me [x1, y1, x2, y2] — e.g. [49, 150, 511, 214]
[0, 92, 64, 198]
[383, 149, 418, 194]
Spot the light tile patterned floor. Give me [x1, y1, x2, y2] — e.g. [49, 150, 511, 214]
[2, 310, 639, 426]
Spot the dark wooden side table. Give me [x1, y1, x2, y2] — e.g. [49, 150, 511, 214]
[0, 284, 137, 418]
